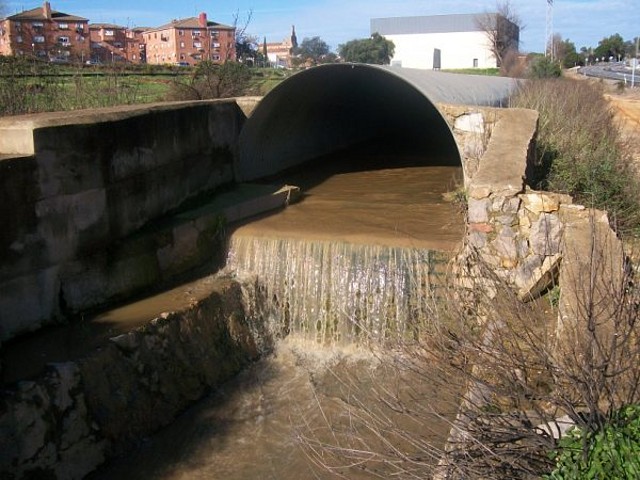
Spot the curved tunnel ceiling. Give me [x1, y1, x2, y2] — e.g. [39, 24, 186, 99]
[237, 64, 518, 182]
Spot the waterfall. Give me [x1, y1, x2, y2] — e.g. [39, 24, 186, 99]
[225, 234, 451, 344]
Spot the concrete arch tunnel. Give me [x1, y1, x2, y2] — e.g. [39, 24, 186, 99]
[236, 63, 518, 181]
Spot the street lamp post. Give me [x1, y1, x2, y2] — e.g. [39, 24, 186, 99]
[632, 36, 639, 88]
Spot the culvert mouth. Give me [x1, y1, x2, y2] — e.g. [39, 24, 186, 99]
[237, 64, 519, 182]
[237, 63, 466, 182]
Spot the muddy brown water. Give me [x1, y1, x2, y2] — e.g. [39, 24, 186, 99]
[5, 147, 465, 478]
[89, 339, 461, 480]
[90, 152, 465, 478]
[232, 148, 464, 251]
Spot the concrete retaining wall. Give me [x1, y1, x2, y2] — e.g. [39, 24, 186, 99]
[0, 101, 245, 341]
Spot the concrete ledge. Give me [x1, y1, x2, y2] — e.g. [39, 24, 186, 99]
[0, 99, 241, 156]
[468, 108, 538, 199]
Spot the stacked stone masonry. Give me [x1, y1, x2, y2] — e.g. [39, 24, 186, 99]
[0, 279, 262, 479]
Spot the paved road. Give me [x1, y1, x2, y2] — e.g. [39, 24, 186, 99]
[579, 63, 640, 86]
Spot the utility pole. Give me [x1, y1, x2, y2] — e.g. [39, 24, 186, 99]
[545, 0, 554, 59]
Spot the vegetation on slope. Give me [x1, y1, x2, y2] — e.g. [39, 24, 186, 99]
[512, 78, 640, 235]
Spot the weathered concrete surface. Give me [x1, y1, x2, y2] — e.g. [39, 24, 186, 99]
[468, 108, 538, 197]
[0, 100, 245, 341]
[0, 277, 265, 479]
[557, 207, 626, 337]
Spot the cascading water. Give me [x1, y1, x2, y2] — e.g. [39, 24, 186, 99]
[92, 157, 464, 479]
[225, 234, 450, 344]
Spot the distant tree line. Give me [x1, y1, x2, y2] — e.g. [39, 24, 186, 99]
[553, 33, 638, 68]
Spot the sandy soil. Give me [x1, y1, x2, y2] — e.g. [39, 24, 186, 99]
[606, 89, 640, 167]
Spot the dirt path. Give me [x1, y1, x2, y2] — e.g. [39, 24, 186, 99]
[605, 89, 640, 167]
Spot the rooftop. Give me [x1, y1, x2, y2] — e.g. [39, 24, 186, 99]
[6, 6, 87, 23]
[145, 16, 234, 33]
[371, 13, 497, 36]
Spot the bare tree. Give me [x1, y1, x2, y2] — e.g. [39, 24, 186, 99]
[233, 9, 258, 63]
[475, 1, 522, 67]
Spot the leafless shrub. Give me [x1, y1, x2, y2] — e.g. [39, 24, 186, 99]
[295, 230, 640, 479]
[500, 48, 527, 78]
[166, 61, 252, 101]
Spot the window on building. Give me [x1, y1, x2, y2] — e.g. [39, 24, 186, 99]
[105, 30, 114, 36]
[58, 36, 70, 45]
[193, 42, 202, 49]
[180, 41, 185, 48]
[178, 30, 184, 36]
[192, 30, 201, 37]
[212, 42, 220, 48]
[16, 35, 23, 43]
[473, 58, 478, 68]
[210, 30, 218, 38]
[33, 36, 45, 43]
[193, 53, 202, 60]
[76, 24, 84, 31]
[32, 21, 44, 28]
[180, 54, 185, 60]
[57, 22, 69, 29]
[212, 54, 220, 61]
[114, 42, 122, 48]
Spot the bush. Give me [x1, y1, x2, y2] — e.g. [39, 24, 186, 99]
[547, 405, 640, 479]
[529, 56, 562, 78]
[167, 61, 252, 101]
[512, 79, 640, 234]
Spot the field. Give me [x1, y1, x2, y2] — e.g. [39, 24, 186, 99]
[0, 61, 289, 116]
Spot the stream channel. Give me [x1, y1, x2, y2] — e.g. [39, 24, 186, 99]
[90, 147, 465, 479]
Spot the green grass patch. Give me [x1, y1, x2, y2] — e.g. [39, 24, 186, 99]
[443, 68, 500, 76]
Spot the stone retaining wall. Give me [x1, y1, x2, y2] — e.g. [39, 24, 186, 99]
[0, 278, 264, 479]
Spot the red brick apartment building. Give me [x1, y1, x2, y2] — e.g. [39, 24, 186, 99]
[144, 13, 235, 66]
[88, 23, 147, 64]
[0, 1, 90, 62]
[89, 23, 126, 63]
[125, 28, 147, 64]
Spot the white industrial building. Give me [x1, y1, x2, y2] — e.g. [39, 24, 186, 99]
[371, 13, 519, 70]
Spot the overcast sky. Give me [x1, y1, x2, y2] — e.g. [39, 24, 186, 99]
[5, 0, 638, 53]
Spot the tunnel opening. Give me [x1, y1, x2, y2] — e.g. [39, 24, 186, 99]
[236, 63, 462, 183]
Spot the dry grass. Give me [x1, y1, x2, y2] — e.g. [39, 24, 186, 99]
[511, 78, 640, 235]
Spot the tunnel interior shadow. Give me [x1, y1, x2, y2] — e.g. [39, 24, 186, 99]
[237, 64, 462, 184]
